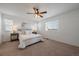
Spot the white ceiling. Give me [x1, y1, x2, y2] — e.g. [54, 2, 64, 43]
[0, 3, 79, 22]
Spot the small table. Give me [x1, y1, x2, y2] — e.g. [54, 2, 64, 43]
[10, 33, 19, 41]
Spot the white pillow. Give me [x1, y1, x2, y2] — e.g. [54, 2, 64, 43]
[26, 30, 32, 34]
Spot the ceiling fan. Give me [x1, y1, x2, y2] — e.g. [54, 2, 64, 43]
[26, 7, 47, 18]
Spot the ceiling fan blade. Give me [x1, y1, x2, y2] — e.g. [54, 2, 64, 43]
[40, 11, 47, 14]
[33, 7, 39, 14]
[33, 7, 36, 11]
[33, 7, 37, 14]
[26, 13, 34, 14]
[38, 14, 43, 18]
[40, 15, 43, 18]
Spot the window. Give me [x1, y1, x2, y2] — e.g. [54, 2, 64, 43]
[45, 20, 59, 31]
[4, 19, 13, 32]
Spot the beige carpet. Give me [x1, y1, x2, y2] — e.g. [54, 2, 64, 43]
[0, 39, 79, 56]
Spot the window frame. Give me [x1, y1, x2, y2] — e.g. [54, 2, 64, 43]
[4, 19, 13, 32]
[45, 20, 59, 31]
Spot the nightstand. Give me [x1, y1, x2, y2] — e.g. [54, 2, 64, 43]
[10, 33, 19, 41]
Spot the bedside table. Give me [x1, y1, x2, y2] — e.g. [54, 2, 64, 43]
[10, 33, 19, 41]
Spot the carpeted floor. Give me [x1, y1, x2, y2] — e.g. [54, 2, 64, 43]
[0, 39, 79, 56]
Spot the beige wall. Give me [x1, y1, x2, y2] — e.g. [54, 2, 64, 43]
[38, 8, 79, 47]
[0, 12, 2, 43]
[1, 13, 36, 42]
[1, 14, 21, 42]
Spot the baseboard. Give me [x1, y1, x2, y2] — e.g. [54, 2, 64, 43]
[48, 38, 79, 48]
[43, 37, 49, 39]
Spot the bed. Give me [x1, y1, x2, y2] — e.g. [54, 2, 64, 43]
[18, 34, 43, 48]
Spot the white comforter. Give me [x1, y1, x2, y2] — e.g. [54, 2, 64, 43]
[18, 34, 43, 48]
[19, 34, 42, 40]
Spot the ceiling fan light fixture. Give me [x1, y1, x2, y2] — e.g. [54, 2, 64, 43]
[27, 7, 47, 18]
[34, 14, 39, 18]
